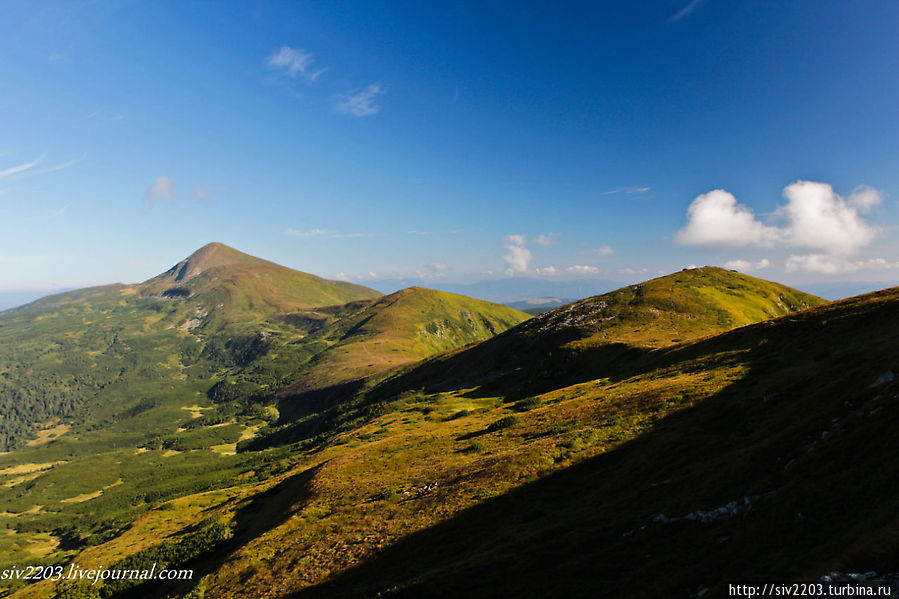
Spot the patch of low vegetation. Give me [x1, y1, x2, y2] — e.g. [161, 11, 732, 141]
[487, 415, 520, 432]
[513, 397, 541, 411]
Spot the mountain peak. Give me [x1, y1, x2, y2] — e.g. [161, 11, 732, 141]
[139, 243, 381, 317]
[162, 242, 273, 282]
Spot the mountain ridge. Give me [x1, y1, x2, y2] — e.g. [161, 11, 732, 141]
[366, 266, 827, 402]
[49, 279, 886, 599]
[1, 256, 868, 599]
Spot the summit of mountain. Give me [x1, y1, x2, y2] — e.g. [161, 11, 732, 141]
[140, 242, 381, 317]
[153, 242, 278, 282]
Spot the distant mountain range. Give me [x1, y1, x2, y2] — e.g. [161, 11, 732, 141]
[503, 297, 573, 314]
[366, 275, 899, 304]
[369, 277, 623, 304]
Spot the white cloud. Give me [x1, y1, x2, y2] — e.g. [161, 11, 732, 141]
[603, 186, 651, 195]
[594, 244, 615, 257]
[504, 246, 532, 275]
[536, 264, 600, 276]
[426, 262, 449, 272]
[335, 83, 385, 117]
[503, 233, 532, 275]
[145, 176, 174, 206]
[33, 158, 80, 176]
[0, 155, 79, 189]
[669, 0, 707, 23]
[566, 265, 599, 274]
[677, 181, 884, 259]
[194, 185, 211, 201]
[535, 232, 558, 246]
[848, 185, 884, 214]
[267, 46, 325, 80]
[780, 181, 880, 255]
[43, 205, 69, 219]
[723, 258, 772, 272]
[331, 232, 376, 238]
[786, 254, 899, 275]
[785, 254, 844, 275]
[285, 228, 329, 237]
[724, 259, 752, 271]
[676, 189, 781, 248]
[0, 156, 42, 179]
[620, 267, 649, 275]
[334, 271, 349, 282]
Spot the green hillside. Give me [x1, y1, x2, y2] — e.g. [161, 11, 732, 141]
[269, 286, 899, 599]
[2, 266, 852, 599]
[277, 286, 531, 393]
[140, 243, 382, 330]
[0, 243, 381, 452]
[371, 266, 826, 400]
[0, 245, 534, 597]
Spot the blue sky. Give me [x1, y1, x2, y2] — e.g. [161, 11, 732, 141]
[1, 0, 898, 298]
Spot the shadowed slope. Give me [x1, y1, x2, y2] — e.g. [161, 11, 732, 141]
[371, 266, 826, 400]
[281, 286, 899, 599]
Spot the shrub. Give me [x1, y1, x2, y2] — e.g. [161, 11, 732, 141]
[603, 414, 623, 427]
[378, 487, 399, 501]
[487, 415, 519, 432]
[514, 397, 541, 411]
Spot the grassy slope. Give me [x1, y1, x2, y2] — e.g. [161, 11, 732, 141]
[368, 266, 826, 401]
[0, 244, 383, 588]
[7, 268, 850, 599]
[281, 286, 899, 599]
[126, 285, 892, 599]
[0, 243, 382, 451]
[0, 247, 534, 596]
[140, 243, 382, 327]
[278, 287, 531, 393]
